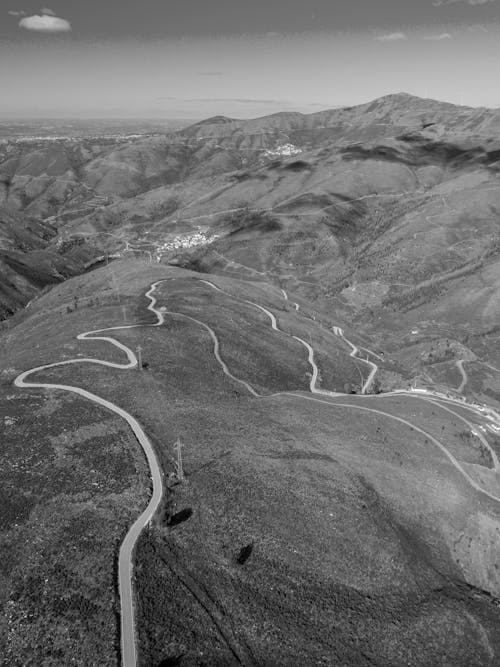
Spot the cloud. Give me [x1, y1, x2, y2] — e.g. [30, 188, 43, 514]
[376, 32, 407, 41]
[41, 7, 55, 15]
[433, 0, 496, 5]
[198, 71, 224, 76]
[8, 9, 26, 15]
[19, 13, 71, 32]
[423, 32, 453, 39]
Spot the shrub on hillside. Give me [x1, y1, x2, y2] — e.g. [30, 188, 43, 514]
[282, 160, 311, 171]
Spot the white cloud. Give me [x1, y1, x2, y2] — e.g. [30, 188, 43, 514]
[8, 9, 26, 15]
[19, 13, 71, 32]
[376, 32, 407, 41]
[423, 32, 453, 39]
[434, 0, 496, 5]
[41, 7, 56, 15]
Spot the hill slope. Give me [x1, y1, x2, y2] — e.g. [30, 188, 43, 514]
[0, 206, 101, 319]
[2, 94, 500, 664]
[2, 260, 500, 665]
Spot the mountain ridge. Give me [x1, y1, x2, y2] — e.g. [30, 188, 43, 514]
[2, 92, 500, 665]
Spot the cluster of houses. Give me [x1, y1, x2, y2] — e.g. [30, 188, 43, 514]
[263, 143, 302, 158]
[153, 229, 220, 262]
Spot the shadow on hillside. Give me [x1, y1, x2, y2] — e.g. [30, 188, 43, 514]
[341, 138, 498, 170]
[157, 655, 184, 666]
[165, 507, 193, 527]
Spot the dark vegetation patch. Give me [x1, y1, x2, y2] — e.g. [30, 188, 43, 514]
[342, 138, 496, 170]
[235, 542, 254, 565]
[0, 251, 65, 287]
[341, 143, 411, 164]
[0, 486, 37, 531]
[165, 507, 193, 527]
[396, 132, 424, 143]
[218, 209, 282, 236]
[157, 656, 185, 666]
[418, 141, 485, 167]
[231, 171, 267, 183]
[281, 160, 311, 171]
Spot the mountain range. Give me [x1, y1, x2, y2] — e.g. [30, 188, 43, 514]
[1, 93, 500, 666]
[2, 92, 499, 398]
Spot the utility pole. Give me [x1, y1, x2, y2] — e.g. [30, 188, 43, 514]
[174, 438, 184, 481]
[136, 345, 142, 370]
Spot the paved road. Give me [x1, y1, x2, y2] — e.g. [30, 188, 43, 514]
[332, 325, 378, 394]
[200, 279, 342, 398]
[456, 359, 468, 393]
[192, 277, 500, 502]
[14, 281, 166, 667]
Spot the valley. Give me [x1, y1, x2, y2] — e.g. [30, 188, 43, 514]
[1, 94, 500, 665]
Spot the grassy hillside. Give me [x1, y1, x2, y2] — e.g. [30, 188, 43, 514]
[2, 93, 500, 665]
[2, 259, 500, 665]
[0, 206, 102, 320]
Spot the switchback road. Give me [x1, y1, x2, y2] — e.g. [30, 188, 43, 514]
[14, 282, 166, 667]
[13, 276, 500, 667]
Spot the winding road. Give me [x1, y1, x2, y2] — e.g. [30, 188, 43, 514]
[12, 275, 500, 666]
[14, 282, 166, 667]
[456, 359, 468, 393]
[332, 326, 378, 394]
[189, 278, 500, 503]
[200, 279, 342, 398]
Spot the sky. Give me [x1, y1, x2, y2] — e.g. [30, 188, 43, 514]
[1, 0, 500, 119]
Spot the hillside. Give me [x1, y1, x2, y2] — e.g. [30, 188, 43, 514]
[43, 93, 499, 405]
[2, 94, 500, 665]
[0, 206, 101, 319]
[2, 259, 500, 665]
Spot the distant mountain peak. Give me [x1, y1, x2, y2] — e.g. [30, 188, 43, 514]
[380, 92, 421, 100]
[190, 115, 236, 127]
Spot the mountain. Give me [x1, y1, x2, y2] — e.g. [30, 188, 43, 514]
[2, 92, 500, 391]
[2, 94, 500, 665]
[0, 206, 102, 319]
[2, 92, 500, 393]
[43, 93, 498, 398]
